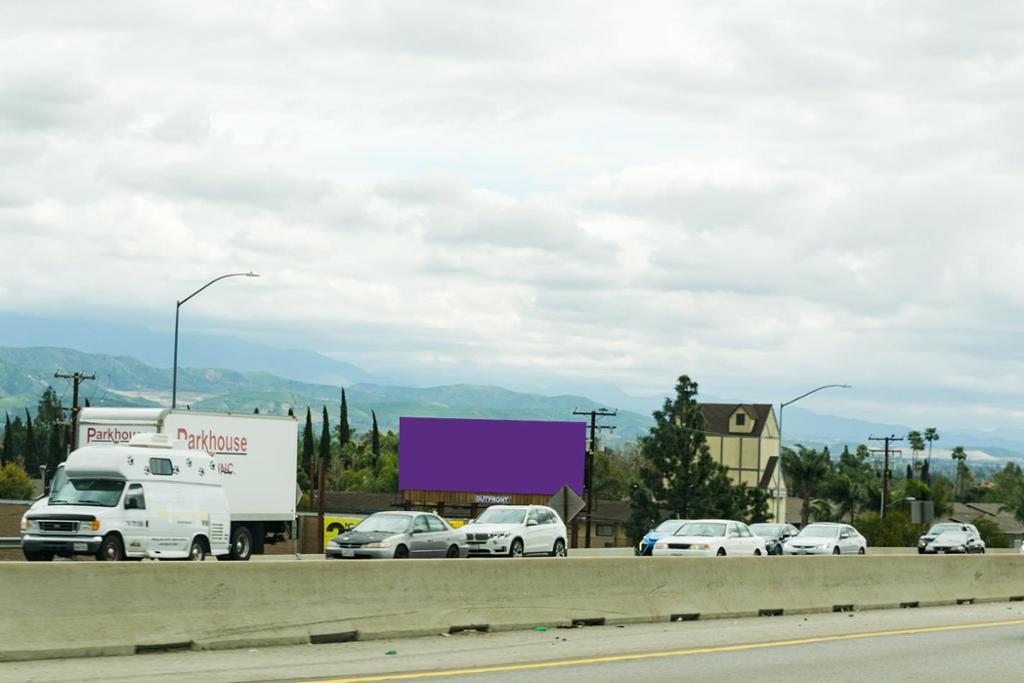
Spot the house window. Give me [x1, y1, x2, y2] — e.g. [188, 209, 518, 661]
[735, 413, 746, 426]
[596, 524, 614, 537]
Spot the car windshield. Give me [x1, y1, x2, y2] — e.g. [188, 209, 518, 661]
[934, 530, 967, 540]
[655, 520, 686, 532]
[750, 524, 783, 537]
[353, 514, 412, 534]
[798, 525, 840, 538]
[48, 479, 124, 507]
[475, 508, 527, 525]
[677, 522, 726, 537]
[927, 523, 960, 535]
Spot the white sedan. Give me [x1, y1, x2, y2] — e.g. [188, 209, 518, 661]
[652, 519, 767, 557]
[783, 523, 867, 555]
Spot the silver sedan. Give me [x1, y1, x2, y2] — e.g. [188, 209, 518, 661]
[326, 511, 466, 559]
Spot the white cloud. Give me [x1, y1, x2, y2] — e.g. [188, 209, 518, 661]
[2, 1, 1024, 429]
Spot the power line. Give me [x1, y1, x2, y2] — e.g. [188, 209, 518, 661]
[869, 434, 903, 518]
[572, 408, 616, 549]
[54, 371, 96, 451]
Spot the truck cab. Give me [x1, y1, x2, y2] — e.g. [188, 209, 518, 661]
[21, 433, 231, 562]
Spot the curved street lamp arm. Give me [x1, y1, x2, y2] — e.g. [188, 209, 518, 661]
[781, 384, 852, 409]
[178, 272, 259, 308]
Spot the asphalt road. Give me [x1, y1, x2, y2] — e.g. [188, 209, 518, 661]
[6, 602, 1024, 683]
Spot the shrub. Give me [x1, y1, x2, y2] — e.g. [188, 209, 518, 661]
[971, 516, 1009, 549]
[855, 511, 926, 547]
[0, 463, 35, 500]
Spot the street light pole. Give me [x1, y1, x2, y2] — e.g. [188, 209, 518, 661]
[777, 384, 852, 523]
[172, 272, 259, 409]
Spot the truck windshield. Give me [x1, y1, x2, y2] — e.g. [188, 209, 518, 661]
[49, 479, 125, 507]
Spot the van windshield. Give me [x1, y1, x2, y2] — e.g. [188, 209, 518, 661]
[49, 479, 125, 507]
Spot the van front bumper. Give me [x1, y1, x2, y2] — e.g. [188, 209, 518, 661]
[21, 534, 103, 555]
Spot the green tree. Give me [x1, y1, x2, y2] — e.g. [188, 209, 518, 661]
[991, 463, 1024, 505]
[907, 430, 925, 471]
[627, 375, 768, 541]
[0, 462, 35, 499]
[782, 444, 832, 526]
[338, 389, 351, 447]
[301, 407, 315, 485]
[591, 447, 636, 500]
[951, 446, 968, 498]
[370, 410, 381, 476]
[855, 511, 926, 547]
[319, 405, 331, 482]
[23, 409, 40, 476]
[924, 427, 940, 467]
[1, 412, 12, 467]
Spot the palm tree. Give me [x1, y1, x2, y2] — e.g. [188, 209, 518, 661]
[781, 445, 832, 526]
[951, 446, 967, 497]
[924, 428, 939, 467]
[907, 431, 925, 470]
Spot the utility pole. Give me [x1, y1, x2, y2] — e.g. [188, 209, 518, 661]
[54, 371, 95, 451]
[572, 408, 616, 548]
[870, 435, 903, 518]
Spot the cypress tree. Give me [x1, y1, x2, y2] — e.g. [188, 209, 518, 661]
[339, 389, 351, 446]
[1, 412, 11, 467]
[319, 406, 331, 478]
[302, 407, 315, 482]
[24, 409, 38, 475]
[371, 410, 381, 476]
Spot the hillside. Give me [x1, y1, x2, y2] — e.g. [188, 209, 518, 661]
[0, 347, 652, 441]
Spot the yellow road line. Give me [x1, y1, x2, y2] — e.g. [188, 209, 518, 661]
[311, 618, 1024, 682]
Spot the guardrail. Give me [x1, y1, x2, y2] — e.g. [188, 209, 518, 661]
[0, 537, 21, 550]
[3, 555, 1024, 662]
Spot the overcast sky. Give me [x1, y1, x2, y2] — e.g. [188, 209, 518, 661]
[2, 2, 1023, 429]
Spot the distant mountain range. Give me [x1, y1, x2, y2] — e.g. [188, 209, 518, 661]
[2, 310, 1023, 462]
[0, 346, 653, 442]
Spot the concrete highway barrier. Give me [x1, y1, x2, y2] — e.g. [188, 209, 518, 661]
[3, 555, 1024, 662]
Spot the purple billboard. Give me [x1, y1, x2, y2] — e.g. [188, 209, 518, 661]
[399, 417, 586, 496]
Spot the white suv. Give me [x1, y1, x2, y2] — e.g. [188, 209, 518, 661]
[460, 505, 568, 558]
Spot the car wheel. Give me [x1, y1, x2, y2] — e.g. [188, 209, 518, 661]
[858, 547, 866, 555]
[188, 538, 206, 561]
[917, 548, 925, 554]
[979, 547, 986, 554]
[832, 546, 841, 555]
[754, 549, 762, 556]
[445, 545, 460, 558]
[551, 539, 567, 557]
[393, 544, 410, 559]
[716, 547, 726, 557]
[96, 534, 125, 562]
[509, 539, 525, 558]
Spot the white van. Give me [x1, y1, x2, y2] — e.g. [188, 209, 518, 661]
[20, 433, 230, 561]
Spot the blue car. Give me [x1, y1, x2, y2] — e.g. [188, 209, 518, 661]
[636, 519, 689, 556]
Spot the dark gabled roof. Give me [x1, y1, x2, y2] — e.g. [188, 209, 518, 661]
[323, 491, 405, 515]
[700, 403, 774, 438]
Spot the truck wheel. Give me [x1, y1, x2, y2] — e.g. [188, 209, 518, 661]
[189, 538, 207, 561]
[97, 534, 125, 561]
[228, 526, 253, 561]
[24, 549, 54, 562]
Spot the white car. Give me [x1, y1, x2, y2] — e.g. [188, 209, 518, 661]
[460, 505, 568, 558]
[783, 522, 867, 555]
[651, 519, 767, 557]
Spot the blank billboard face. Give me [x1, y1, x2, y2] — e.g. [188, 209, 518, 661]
[399, 417, 585, 496]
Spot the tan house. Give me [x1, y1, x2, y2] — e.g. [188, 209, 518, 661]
[700, 404, 787, 523]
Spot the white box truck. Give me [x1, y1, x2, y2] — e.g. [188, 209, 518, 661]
[68, 407, 298, 560]
[22, 433, 232, 561]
